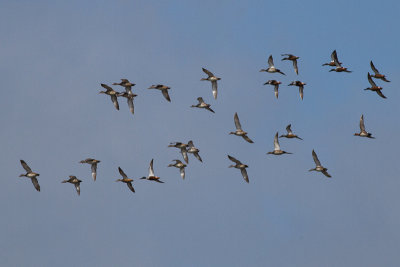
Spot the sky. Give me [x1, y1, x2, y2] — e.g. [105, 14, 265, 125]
[1, 0, 400, 266]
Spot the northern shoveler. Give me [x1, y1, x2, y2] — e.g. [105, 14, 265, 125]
[201, 68, 221, 99]
[354, 115, 375, 138]
[79, 158, 100, 181]
[99, 84, 120, 110]
[140, 159, 164, 183]
[19, 160, 40, 192]
[328, 50, 352, 73]
[370, 61, 390, 82]
[280, 124, 303, 140]
[148, 84, 171, 102]
[168, 142, 189, 163]
[62, 176, 82, 196]
[309, 150, 331, 178]
[191, 97, 215, 113]
[260, 55, 286, 75]
[116, 167, 135, 193]
[267, 132, 292, 155]
[229, 112, 254, 143]
[264, 80, 281, 99]
[288, 81, 306, 100]
[187, 140, 203, 162]
[168, 159, 187, 179]
[227, 155, 249, 183]
[281, 54, 299, 75]
[365, 72, 386, 99]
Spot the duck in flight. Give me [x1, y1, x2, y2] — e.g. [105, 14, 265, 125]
[19, 160, 40, 192]
[281, 54, 299, 75]
[201, 68, 221, 99]
[279, 124, 303, 140]
[365, 72, 386, 99]
[187, 140, 202, 163]
[191, 97, 215, 113]
[99, 84, 120, 110]
[370, 61, 390, 82]
[309, 150, 331, 178]
[168, 142, 189, 163]
[264, 80, 281, 99]
[140, 159, 164, 183]
[79, 158, 100, 181]
[168, 159, 187, 179]
[116, 167, 135, 193]
[288, 81, 306, 100]
[118, 92, 137, 115]
[354, 115, 375, 138]
[229, 112, 254, 143]
[228, 155, 249, 183]
[113, 79, 136, 94]
[267, 132, 292, 155]
[260, 55, 285, 75]
[62, 176, 82, 196]
[148, 84, 171, 102]
[328, 50, 352, 73]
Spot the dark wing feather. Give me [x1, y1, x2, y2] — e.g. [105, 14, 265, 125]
[202, 68, 214, 77]
[312, 150, 321, 166]
[111, 95, 119, 110]
[20, 160, 32, 172]
[161, 89, 171, 102]
[370, 61, 379, 74]
[241, 168, 249, 183]
[127, 182, 135, 193]
[228, 155, 241, 164]
[31, 177, 40, 192]
[118, 167, 128, 179]
[376, 90, 386, 99]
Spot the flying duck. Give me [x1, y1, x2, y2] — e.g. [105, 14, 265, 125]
[148, 84, 171, 102]
[227, 155, 249, 183]
[328, 50, 352, 73]
[168, 159, 187, 179]
[168, 142, 189, 163]
[116, 167, 135, 193]
[365, 72, 386, 99]
[191, 97, 215, 113]
[140, 159, 164, 183]
[264, 80, 281, 99]
[267, 132, 292, 155]
[281, 54, 299, 75]
[279, 124, 303, 140]
[309, 150, 331, 178]
[113, 79, 136, 94]
[62, 176, 82, 196]
[354, 115, 374, 138]
[79, 158, 100, 181]
[99, 84, 120, 110]
[201, 68, 221, 99]
[229, 112, 254, 143]
[288, 81, 306, 100]
[370, 61, 390, 82]
[118, 92, 138, 115]
[260, 55, 285, 75]
[187, 140, 202, 162]
[19, 160, 40, 192]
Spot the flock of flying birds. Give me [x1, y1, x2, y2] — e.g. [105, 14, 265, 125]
[18, 50, 391, 195]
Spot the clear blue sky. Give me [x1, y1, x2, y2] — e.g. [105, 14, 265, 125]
[1, 0, 399, 266]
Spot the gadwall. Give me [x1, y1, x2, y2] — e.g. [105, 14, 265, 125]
[281, 54, 299, 75]
[365, 72, 386, 99]
[19, 160, 40, 192]
[228, 155, 249, 183]
[140, 159, 164, 183]
[309, 150, 331, 178]
[288, 81, 306, 100]
[229, 112, 254, 143]
[267, 132, 292, 155]
[279, 124, 303, 140]
[370, 61, 390, 82]
[116, 167, 135, 193]
[168, 159, 187, 179]
[354, 115, 375, 138]
[201, 68, 221, 99]
[260, 55, 286, 75]
[264, 80, 281, 99]
[79, 158, 100, 181]
[191, 97, 215, 113]
[148, 84, 171, 102]
[99, 84, 120, 110]
[62, 176, 82, 196]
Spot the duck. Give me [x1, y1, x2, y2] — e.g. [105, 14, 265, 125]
[140, 159, 164, 183]
[168, 142, 189, 163]
[118, 92, 138, 115]
[365, 72, 386, 99]
[263, 80, 281, 99]
[99, 84, 120, 110]
[288, 81, 306, 100]
[281, 54, 299, 75]
[201, 68, 221, 99]
[113, 79, 136, 94]
[62, 176, 82, 196]
[309, 150, 331, 178]
[267, 132, 292, 155]
[227, 155, 249, 183]
[191, 97, 215, 113]
[79, 158, 100, 181]
[148, 84, 171, 102]
[187, 140, 202, 162]
[19, 160, 40, 192]
[168, 159, 187, 179]
[229, 112, 254, 143]
[370, 61, 390, 82]
[322, 50, 342, 66]
[116, 167, 135, 193]
[328, 50, 352, 73]
[279, 124, 303, 140]
[354, 115, 375, 138]
[260, 55, 286, 75]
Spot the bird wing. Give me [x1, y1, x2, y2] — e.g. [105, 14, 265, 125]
[127, 97, 134, 114]
[274, 84, 279, 99]
[188, 140, 194, 148]
[376, 90, 386, 99]
[360, 115, 366, 132]
[149, 159, 155, 177]
[202, 68, 214, 77]
[293, 59, 299, 75]
[125, 86, 132, 95]
[181, 148, 189, 164]
[228, 155, 241, 164]
[331, 50, 341, 67]
[312, 150, 321, 166]
[194, 152, 203, 162]
[241, 168, 249, 183]
[31, 177, 40, 192]
[234, 112, 242, 130]
[111, 95, 119, 110]
[20, 160, 32, 173]
[118, 167, 128, 179]
[211, 81, 218, 99]
[299, 86, 304, 100]
[274, 132, 281, 150]
[242, 135, 254, 143]
[101, 83, 113, 91]
[127, 182, 135, 193]
[91, 163, 97, 181]
[161, 89, 171, 102]
[367, 72, 377, 87]
[74, 183, 81, 195]
[180, 167, 185, 179]
[206, 106, 215, 113]
[268, 55, 274, 67]
[197, 97, 204, 104]
[286, 124, 293, 134]
[322, 170, 332, 178]
[370, 61, 379, 75]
